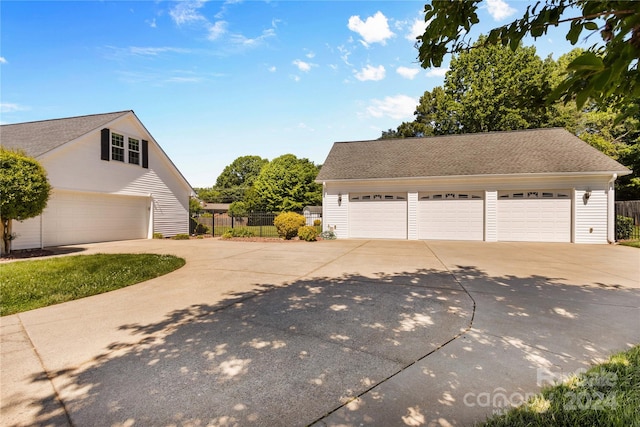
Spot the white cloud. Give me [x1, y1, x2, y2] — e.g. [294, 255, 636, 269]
[293, 59, 313, 72]
[208, 21, 227, 40]
[147, 18, 157, 28]
[230, 28, 275, 47]
[169, 0, 207, 25]
[305, 50, 316, 59]
[426, 67, 449, 77]
[486, 0, 517, 21]
[396, 66, 420, 80]
[0, 57, 7, 64]
[406, 18, 427, 41]
[297, 122, 315, 132]
[0, 103, 28, 113]
[268, 65, 276, 72]
[290, 75, 301, 82]
[337, 45, 352, 66]
[355, 65, 386, 81]
[365, 95, 417, 120]
[166, 76, 202, 83]
[347, 11, 395, 46]
[126, 46, 191, 56]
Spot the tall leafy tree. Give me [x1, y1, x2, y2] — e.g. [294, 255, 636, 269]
[382, 41, 565, 138]
[215, 155, 268, 188]
[0, 149, 51, 254]
[253, 154, 322, 212]
[416, 0, 640, 117]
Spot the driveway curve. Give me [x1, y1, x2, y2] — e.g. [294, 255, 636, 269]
[1, 239, 638, 426]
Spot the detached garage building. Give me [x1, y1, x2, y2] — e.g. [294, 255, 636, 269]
[2, 110, 194, 252]
[316, 128, 630, 244]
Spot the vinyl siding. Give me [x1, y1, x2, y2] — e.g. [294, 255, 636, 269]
[407, 192, 418, 240]
[11, 217, 42, 251]
[39, 114, 190, 238]
[320, 175, 617, 244]
[574, 188, 608, 244]
[322, 187, 348, 239]
[485, 190, 498, 242]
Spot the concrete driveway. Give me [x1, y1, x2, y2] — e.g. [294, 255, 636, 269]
[1, 239, 638, 426]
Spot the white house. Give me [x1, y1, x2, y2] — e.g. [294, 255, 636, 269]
[316, 128, 631, 244]
[2, 110, 194, 252]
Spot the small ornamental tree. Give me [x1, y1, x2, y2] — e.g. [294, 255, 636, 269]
[0, 149, 51, 254]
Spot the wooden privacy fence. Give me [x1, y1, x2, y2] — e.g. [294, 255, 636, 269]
[615, 201, 640, 225]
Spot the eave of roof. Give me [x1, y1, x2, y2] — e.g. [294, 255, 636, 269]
[1, 111, 132, 158]
[316, 128, 631, 181]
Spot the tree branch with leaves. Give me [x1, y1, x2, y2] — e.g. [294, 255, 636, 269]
[417, 0, 639, 117]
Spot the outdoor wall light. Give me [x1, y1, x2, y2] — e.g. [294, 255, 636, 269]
[338, 193, 342, 205]
[584, 190, 591, 200]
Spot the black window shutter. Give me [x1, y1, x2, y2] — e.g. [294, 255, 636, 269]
[101, 128, 110, 161]
[142, 140, 149, 168]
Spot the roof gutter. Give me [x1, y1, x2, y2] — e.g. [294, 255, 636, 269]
[316, 170, 631, 184]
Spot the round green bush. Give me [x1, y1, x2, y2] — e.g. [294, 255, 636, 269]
[298, 225, 318, 242]
[616, 215, 634, 240]
[273, 212, 306, 240]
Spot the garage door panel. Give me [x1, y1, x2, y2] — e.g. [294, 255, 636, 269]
[498, 191, 571, 242]
[418, 193, 484, 241]
[349, 193, 407, 239]
[43, 192, 149, 246]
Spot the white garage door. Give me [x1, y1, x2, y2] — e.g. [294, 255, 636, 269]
[349, 193, 407, 239]
[43, 191, 150, 246]
[498, 190, 571, 242]
[418, 192, 484, 240]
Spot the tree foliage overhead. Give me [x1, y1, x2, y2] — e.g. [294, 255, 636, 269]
[252, 154, 322, 212]
[0, 148, 51, 254]
[417, 0, 640, 116]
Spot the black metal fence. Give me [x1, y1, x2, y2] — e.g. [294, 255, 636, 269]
[615, 200, 640, 240]
[191, 211, 322, 238]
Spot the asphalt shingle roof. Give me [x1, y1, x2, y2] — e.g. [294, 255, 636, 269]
[316, 128, 630, 181]
[0, 111, 131, 157]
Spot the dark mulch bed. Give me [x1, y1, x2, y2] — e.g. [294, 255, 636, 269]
[1, 247, 85, 262]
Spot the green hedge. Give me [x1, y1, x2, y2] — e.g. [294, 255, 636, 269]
[616, 215, 634, 240]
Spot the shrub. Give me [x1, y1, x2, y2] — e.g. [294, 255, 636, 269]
[313, 219, 322, 227]
[273, 212, 306, 240]
[616, 215, 634, 240]
[222, 228, 256, 239]
[194, 223, 210, 234]
[298, 226, 318, 242]
[171, 234, 190, 240]
[319, 230, 337, 240]
[153, 232, 164, 239]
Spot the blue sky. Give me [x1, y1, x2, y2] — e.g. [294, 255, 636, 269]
[2, 0, 579, 187]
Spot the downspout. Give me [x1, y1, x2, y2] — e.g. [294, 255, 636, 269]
[322, 182, 326, 233]
[607, 174, 617, 244]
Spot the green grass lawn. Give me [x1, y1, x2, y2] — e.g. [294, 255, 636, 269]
[480, 345, 640, 426]
[0, 254, 185, 316]
[619, 240, 640, 248]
